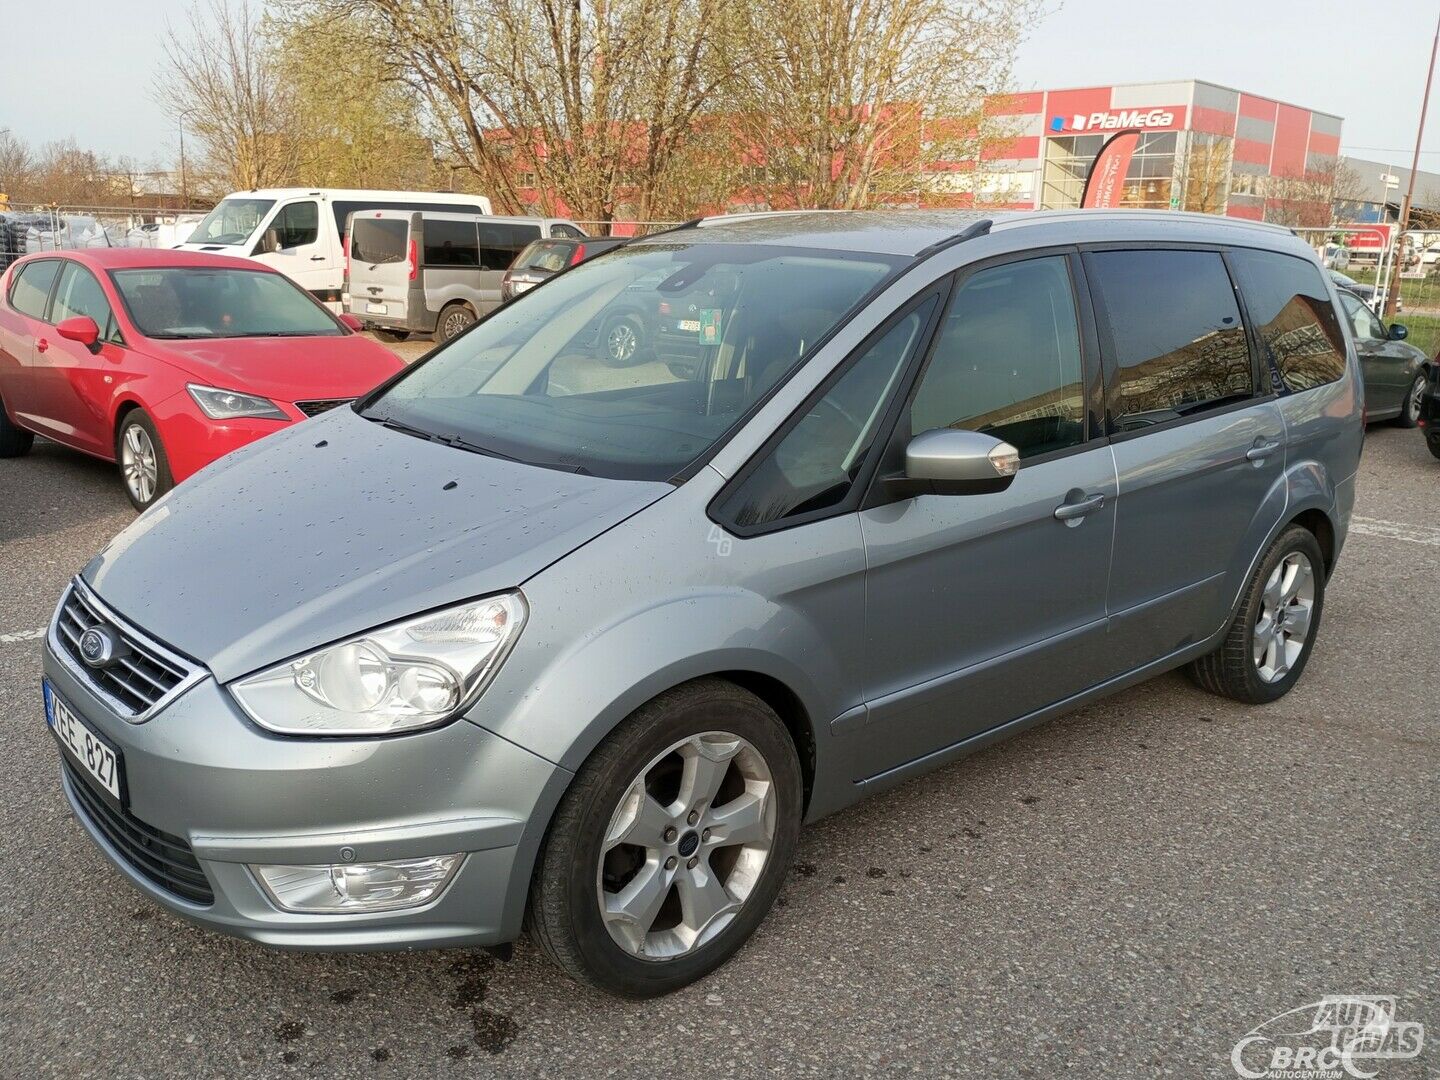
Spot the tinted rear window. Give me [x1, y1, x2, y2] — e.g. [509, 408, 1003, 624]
[1087, 249, 1253, 431]
[351, 218, 408, 265]
[1229, 248, 1347, 393]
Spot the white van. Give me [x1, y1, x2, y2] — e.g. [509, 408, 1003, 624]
[347, 210, 583, 340]
[175, 188, 494, 308]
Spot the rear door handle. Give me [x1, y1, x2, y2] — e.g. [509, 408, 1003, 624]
[1054, 493, 1105, 521]
[1246, 439, 1282, 461]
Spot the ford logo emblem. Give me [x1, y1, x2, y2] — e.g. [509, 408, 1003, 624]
[78, 627, 118, 668]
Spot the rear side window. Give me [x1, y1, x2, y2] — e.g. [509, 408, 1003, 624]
[331, 201, 486, 236]
[424, 219, 480, 267]
[351, 219, 408, 265]
[909, 256, 1086, 459]
[1229, 248, 1347, 393]
[479, 223, 543, 270]
[9, 259, 60, 318]
[1087, 250, 1252, 431]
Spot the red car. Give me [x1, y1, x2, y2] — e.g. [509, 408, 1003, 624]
[0, 249, 404, 509]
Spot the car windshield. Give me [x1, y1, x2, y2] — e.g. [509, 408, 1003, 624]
[361, 241, 902, 480]
[186, 198, 275, 245]
[111, 267, 342, 339]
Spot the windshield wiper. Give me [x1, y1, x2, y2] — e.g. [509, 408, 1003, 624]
[365, 413, 442, 443]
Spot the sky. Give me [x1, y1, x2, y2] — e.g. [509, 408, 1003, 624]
[0, 0, 1436, 172]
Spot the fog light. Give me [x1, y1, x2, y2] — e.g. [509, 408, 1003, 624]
[252, 854, 463, 913]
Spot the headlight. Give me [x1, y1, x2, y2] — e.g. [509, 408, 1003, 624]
[231, 593, 526, 735]
[187, 383, 289, 420]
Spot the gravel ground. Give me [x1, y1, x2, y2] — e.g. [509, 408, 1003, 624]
[0, 425, 1434, 1079]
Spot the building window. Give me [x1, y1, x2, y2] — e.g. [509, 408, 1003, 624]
[1040, 132, 1178, 210]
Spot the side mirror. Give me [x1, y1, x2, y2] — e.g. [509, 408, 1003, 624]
[337, 312, 363, 332]
[897, 428, 1020, 496]
[1389, 322, 1408, 341]
[55, 315, 100, 352]
[255, 228, 281, 255]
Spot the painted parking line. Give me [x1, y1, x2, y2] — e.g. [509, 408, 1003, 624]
[0, 628, 45, 645]
[1350, 516, 1440, 548]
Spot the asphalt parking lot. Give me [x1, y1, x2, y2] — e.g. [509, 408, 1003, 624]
[0, 424, 1434, 1079]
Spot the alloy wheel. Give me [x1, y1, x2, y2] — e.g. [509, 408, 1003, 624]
[1252, 551, 1316, 683]
[120, 424, 158, 505]
[444, 310, 473, 339]
[606, 321, 638, 363]
[596, 731, 775, 961]
[1410, 374, 1426, 419]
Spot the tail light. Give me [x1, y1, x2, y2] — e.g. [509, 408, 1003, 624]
[570, 243, 587, 266]
[659, 301, 671, 315]
[407, 238, 418, 281]
[342, 232, 349, 282]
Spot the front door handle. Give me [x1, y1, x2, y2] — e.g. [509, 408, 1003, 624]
[1054, 492, 1105, 521]
[36, 338, 49, 353]
[309, 254, 325, 261]
[1246, 438, 1282, 461]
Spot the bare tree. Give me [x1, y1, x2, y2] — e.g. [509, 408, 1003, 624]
[154, 0, 301, 193]
[1266, 160, 1346, 229]
[722, 0, 1041, 210]
[1174, 133, 1233, 215]
[0, 131, 34, 201]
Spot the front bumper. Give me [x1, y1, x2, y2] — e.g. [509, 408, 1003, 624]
[43, 640, 569, 951]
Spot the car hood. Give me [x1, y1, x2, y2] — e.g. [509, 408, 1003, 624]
[83, 407, 672, 682]
[146, 335, 403, 404]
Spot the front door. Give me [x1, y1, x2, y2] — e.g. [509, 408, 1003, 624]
[33, 261, 126, 456]
[859, 253, 1115, 778]
[1084, 247, 1287, 669]
[1339, 291, 1410, 416]
[253, 200, 333, 298]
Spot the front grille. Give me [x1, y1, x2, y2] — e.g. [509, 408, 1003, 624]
[295, 398, 353, 418]
[53, 581, 197, 720]
[63, 761, 214, 905]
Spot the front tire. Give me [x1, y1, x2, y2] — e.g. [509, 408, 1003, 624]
[1187, 525, 1326, 704]
[0, 392, 34, 457]
[597, 313, 646, 367]
[527, 678, 802, 997]
[1395, 371, 1426, 428]
[115, 410, 173, 512]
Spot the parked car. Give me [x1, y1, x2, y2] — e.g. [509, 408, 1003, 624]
[347, 211, 585, 342]
[41, 210, 1362, 997]
[1321, 242, 1350, 270]
[500, 236, 628, 302]
[0, 249, 403, 510]
[1335, 290, 1431, 426]
[1330, 269, 1375, 304]
[1419, 357, 1440, 459]
[175, 188, 494, 309]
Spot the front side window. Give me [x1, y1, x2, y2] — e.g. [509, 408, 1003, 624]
[909, 256, 1086, 459]
[1229, 248, 1347, 393]
[424, 220, 480, 267]
[8, 259, 60, 319]
[715, 296, 938, 528]
[112, 268, 341, 339]
[269, 202, 319, 249]
[52, 263, 120, 343]
[186, 198, 275, 245]
[1087, 249, 1252, 431]
[1338, 292, 1385, 342]
[362, 242, 901, 480]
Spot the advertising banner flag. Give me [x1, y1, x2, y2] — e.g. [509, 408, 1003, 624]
[1081, 129, 1142, 209]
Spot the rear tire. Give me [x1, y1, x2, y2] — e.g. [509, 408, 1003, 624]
[1186, 525, 1326, 704]
[115, 410, 173, 512]
[1394, 371, 1426, 428]
[437, 303, 476, 342]
[0, 393, 34, 457]
[527, 678, 802, 997]
[1427, 431, 1440, 461]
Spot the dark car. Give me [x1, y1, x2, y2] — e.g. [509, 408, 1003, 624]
[1420, 357, 1440, 460]
[1330, 269, 1375, 304]
[500, 237, 628, 303]
[1335, 291, 1431, 426]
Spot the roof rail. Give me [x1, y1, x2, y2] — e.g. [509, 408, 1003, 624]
[913, 218, 993, 261]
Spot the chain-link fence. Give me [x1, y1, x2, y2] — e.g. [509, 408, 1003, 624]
[0, 205, 210, 270]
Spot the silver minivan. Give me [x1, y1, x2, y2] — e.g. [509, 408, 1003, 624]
[44, 211, 1363, 997]
[347, 210, 584, 341]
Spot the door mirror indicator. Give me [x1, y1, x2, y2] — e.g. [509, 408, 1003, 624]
[894, 428, 1021, 496]
[55, 315, 100, 352]
[1388, 322, 1409, 341]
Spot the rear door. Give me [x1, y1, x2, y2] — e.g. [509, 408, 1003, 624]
[1085, 246, 1287, 672]
[0, 257, 62, 420]
[476, 222, 542, 312]
[348, 212, 415, 322]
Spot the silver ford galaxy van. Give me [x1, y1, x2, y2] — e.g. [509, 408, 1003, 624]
[346, 210, 584, 341]
[44, 210, 1363, 997]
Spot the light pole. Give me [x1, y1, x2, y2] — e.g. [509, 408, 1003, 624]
[1383, 9, 1439, 318]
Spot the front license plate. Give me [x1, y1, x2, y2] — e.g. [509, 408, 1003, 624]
[676, 319, 700, 332]
[45, 681, 124, 806]
[366, 302, 388, 315]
